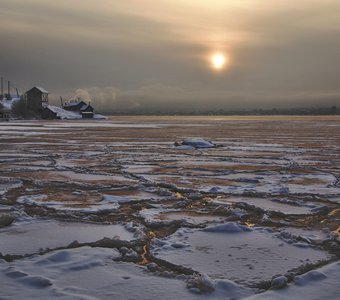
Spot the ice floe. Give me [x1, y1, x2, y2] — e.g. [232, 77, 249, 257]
[245, 261, 340, 300]
[150, 223, 332, 286]
[211, 196, 326, 215]
[0, 219, 135, 255]
[0, 246, 254, 300]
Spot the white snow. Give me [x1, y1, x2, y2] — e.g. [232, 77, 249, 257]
[0, 177, 22, 196]
[283, 228, 331, 243]
[212, 196, 321, 215]
[150, 223, 332, 286]
[245, 261, 340, 300]
[16, 194, 122, 213]
[0, 97, 20, 110]
[0, 117, 339, 299]
[46, 105, 107, 120]
[179, 138, 216, 149]
[203, 222, 252, 233]
[139, 207, 226, 226]
[47, 106, 82, 120]
[35, 87, 49, 93]
[0, 246, 254, 300]
[0, 219, 135, 255]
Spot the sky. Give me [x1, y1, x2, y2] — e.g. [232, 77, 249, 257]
[1, 0, 340, 113]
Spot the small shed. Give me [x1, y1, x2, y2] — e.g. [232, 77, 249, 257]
[41, 106, 58, 119]
[80, 104, 94, 119]
[24, 87, 49, 112]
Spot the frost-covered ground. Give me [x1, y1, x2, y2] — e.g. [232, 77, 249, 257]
[0, 116, 339, 299]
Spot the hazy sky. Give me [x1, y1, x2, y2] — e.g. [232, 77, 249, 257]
[1, 0, 340, 112]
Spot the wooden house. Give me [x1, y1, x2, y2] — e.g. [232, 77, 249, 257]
[24, 87, 49, 113]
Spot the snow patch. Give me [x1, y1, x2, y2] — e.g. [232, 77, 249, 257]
[0, 219, 135, 255]
[0, 246, 253, 299]
[177, 138, 216, 149]
[245, 262, 340, 300]
[203, 222, 252, 233]
[150, 224, 332, 286]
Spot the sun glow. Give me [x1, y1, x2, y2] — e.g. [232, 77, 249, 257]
[211, 53, 227, 70]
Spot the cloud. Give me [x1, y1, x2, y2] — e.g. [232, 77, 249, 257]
[1, 0, 340, 112]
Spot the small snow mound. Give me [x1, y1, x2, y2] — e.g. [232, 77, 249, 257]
[176, 138, 216, 149]
[187, 273, 215, 293]
[203, 222, 252, 233]
[294, 270, 328, 286]
[5, 269, 28, 279]
[209, 187, 220, 193]
[44, 250, 72, 263]
[119, 247, 139, 262]
[271, 275, 288, 289]
[19, 275, 53, 288]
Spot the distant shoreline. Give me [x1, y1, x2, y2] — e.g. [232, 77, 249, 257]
[2, 115, 339, 123]
[105, 115, 340, 122]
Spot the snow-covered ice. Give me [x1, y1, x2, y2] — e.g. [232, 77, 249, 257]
[244, 261, 340, 300]
[151, 223, 333, 286]
[0, 219, 135, 255]
[0, 246, 254, 300]
[177, 138, 216, 149]
[0, 116, 339, 299]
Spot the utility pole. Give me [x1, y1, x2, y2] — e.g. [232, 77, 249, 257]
[7, 80, 12, 100]
[0, 77, 3, 100]
[16, 88, 20, 98]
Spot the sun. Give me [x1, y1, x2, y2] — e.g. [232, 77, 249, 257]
[211, 53, 227, 70]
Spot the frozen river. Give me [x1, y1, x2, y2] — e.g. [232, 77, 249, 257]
[0, 116, 339, 299]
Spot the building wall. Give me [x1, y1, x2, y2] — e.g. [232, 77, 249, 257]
[0, 110, 11, 119]
[81, 112, 94, 118]
[25, 89, 48, 112]
[41, 108, 57, 119]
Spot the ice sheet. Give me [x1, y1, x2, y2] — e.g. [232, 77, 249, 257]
[151, 223, 332, 286]
[0, 220, 135, 255]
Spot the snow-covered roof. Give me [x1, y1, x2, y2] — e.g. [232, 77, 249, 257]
[25, 87, 49, 94]
[35, 87, 49, 93]
[64, 99, 86, 107]
[45, 105, 81, 119]
[80, 104, 93, 111]
[45, 105, 106, 119]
